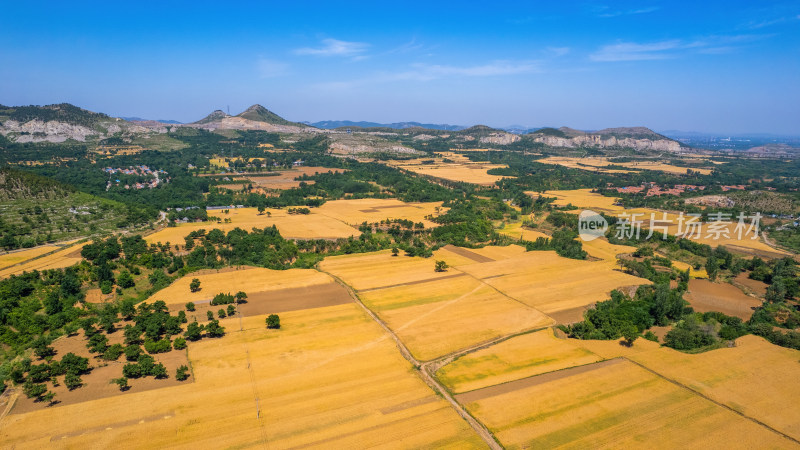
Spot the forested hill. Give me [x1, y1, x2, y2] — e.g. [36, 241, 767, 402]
[0, 167, 75, 201]
[0, 103, 111, 128]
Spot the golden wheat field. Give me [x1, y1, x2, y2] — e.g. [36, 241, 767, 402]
[457, 358, 792, 449]
[145, 206, 360, 244]
[544, 189, 790, 256]
[0, 243, 86, 279]
[436, 328, 602, 393]
[318, 248, 474, 291]
[146, 267, 336, 305]
[629, 335, 800, 440]
[0, 245, 61, 270]
[0, 303, 484, 448]
[315, 198, 443, 228]
[357, 272, 552, 361]
[456, 250, 650, 321]
[537, 156, 714, 175]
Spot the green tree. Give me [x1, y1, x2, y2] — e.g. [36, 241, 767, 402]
[173, 337, 187, 350]
[185, 302, 195, 311]
[176, 365, 190, 381]
[266, 314, 281, 329]
[189, 278, 201, 293]
[206, 310, 214, 321]
[64, 372, 82, 390]
[434, 260, 448, 272]
[111, 377, 129, 391]
[184, 322, 203, 341]
[206, 320, 225, 337]
[621, 323, 639, 347]
[218, 309, 226, 319]
[227, 304, 236, 316]
[391, 247, 399, 256]
[117, 270, 135, 289]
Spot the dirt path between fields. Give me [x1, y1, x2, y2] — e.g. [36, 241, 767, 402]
[318, 266, 503, 450]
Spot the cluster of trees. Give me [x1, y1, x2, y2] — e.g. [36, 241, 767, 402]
[10, 351, 91, 403]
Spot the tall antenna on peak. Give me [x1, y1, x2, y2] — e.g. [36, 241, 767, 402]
[227, 105, 230, 115]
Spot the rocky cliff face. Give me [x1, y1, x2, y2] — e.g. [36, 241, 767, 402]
[480, 132, 521, 145]
[0, 118, 158, 143]
[531, 134, 681, 152]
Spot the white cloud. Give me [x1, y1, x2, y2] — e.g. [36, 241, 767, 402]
[310, 60, 541, 91]
[594, 5, 659, 18]
[590, 34, 771, 62]
[294, 38, 369, 57]
[546, 46, 570, 57]
[590, 40, 681, 62]
[257, 58, 289, 78]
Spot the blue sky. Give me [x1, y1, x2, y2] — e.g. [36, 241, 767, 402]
[1, 1, 799, 133]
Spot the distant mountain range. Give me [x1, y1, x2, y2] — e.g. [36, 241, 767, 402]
[120, 117, 182, 124]
[305, 120, 467, 131]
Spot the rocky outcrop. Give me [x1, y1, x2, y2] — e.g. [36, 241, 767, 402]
[480, 132, 521, 145]
[531, 134, 681, 152]
[0, 119, 98, 143]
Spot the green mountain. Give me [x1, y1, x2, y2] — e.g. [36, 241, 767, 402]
[235, 104, 304, 127]
[0, 103, 111, 129]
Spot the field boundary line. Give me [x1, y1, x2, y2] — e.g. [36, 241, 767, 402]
[624, 357, 800, 445]
[318, 266, 502, 450]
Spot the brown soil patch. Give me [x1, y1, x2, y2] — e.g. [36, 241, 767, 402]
[84, 288, 111, 304]
[547, 304, 594, 325]
[359, 272, 468, 293]
[11, 323, 190, 414]
[441, 245, 494, 263]
[734, 272, 768, 297]
[455, 358, 623, 403]
[685, 279, 762, 320]
[648, 325, 673, 342]
[725, 245, 790, 260]
[169, 281, 352, 321]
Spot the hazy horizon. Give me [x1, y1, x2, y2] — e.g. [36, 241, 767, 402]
[2, 0, 799, 134]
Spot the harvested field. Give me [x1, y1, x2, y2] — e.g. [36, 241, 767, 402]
[175, 282, 353, 323]
[145, 206, 359, 244]
[685, 279, 761, 320]
[734, 272, 769, 297]
[437, 328, 601, 393]
[630, 335, 800, 441]
[537, 156, 714, 175]
[456, 250, 650, 319]
[497, 222, 551, 243]
[242, 166, 346, 190]
[357, 273, 552, 361]
[318, 249, 472, 291]
[0, 243, 86, 279]
[147, 267, 339, 306]
[0, 245, 61, 270]
[388, 156, 512, 186]
[316, 198, 443, 228]
[0, 304, 484, 448]
[544, 189, 790, 255]
[460, 358, 793, 448]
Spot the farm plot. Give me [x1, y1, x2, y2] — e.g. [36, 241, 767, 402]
[148, 267, 353, 324]
[456, 250, 650, 324]
[358, 272, 552, 361]
[316, 198, 443, 228]
[436, 328, 601, 393]
[458, 358, 793, 449]
[0, 304, 484, 448]
[537, 156, 714, 175]
[239, 166, 347, 190]
[0, 243, 86, 279]
[544, 189, 790, 256]
[388, 156, 512, 186]
[684, 279, 761, 320]
[0, 245, 61, 270]
[145, 206, 359, 244]
[629, 334, 800, 441]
